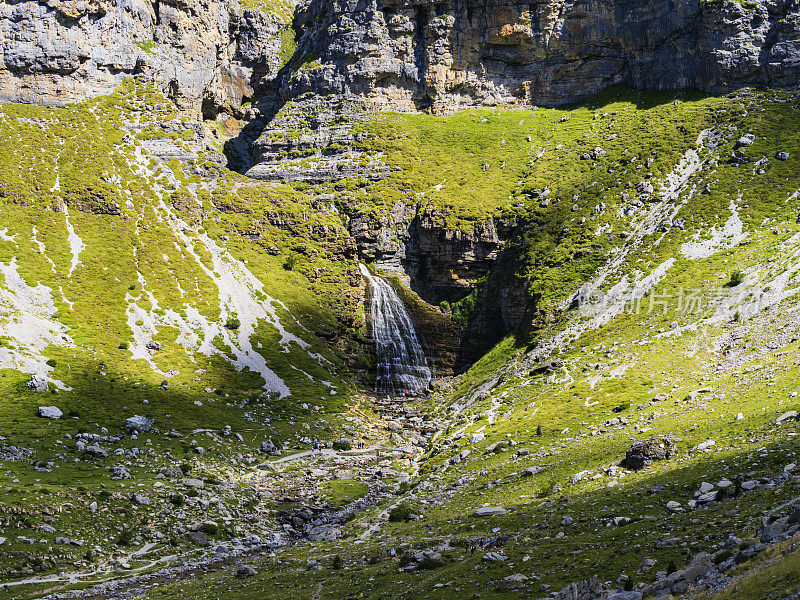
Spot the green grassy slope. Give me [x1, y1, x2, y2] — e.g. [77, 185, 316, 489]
[0, 80, 373, 580]
[114, 87, 800, 600]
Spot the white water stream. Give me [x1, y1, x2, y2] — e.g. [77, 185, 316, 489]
[359, 264, 431, 395]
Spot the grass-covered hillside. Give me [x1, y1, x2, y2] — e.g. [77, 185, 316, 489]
[1, 81, 800, 600]
[111, 87, 800, 600]
[0, 79, 380, 582]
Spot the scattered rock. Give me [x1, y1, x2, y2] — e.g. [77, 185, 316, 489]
[124, 415, 153, 432]
[759, 516, 788, 543]
[523, 465, 546, 477]
[131, 493, 150, 505]
[29, 375, 49, 392]
[620, 436, 675, 470]
[237, 565, 257, 577]
[530, 359, 563, 375]
[83, 444, 108, 458]
[737, 133, 755, 146]
[307, 525, 341, 542]
[497, 573, 528, 591]
[473, 506, 507, 517]
[37, 406, 63, 419]
[481, 551, 506, 562]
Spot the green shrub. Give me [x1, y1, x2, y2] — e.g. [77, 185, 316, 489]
[169, 493, 185, 506]
[332, 439, 351, 451]
[45, 358, 57, 368]
[388, 503, 413, 523]
[200, 522, 218, 536]
[418, 555, 443, 570]
[667, 560, 678, 574]
[283, 255, 298, 270]
[118, 341, 129, 350]
[332, 554, 343, 569]
[224, 316, 240, 330]
[118, 529, 134, 546]
[728, 270, 745, 287]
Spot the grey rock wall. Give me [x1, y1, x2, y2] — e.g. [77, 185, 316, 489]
[279, 0, 800, 113]
[0, 0, 290, 117]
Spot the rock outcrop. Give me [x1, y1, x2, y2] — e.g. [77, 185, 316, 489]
[279, 0, 800, 114]
[0, 0, 291, 117]
[348, 201, 515, 303]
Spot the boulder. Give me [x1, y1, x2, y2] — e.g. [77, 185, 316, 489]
[530, 359, 564, 375]
[666, 501, 683, 513]
[607, 593, 642, 600]
[655, 553, 712, 594]
[621, 436, 675, 470]
[183, 478, 205, 489]
[29, 375, 49, 392]
[186, 531, 209, 544]
[237, 565, 257, 577]
[523, 465, 546, 477]
[110, 464, 131, 479]
[37, 406, 62, 419]
[737, 133, 755, 146]
[131, 493, 150, 505]
[307, 525, 341, 542]
[554, 575, 603, 600]
[473, 506, 507, 517]
[497, 573, 528, 591]
[758, 516, 788, 543]
[124, 415, 153, 432]
[776, 151, 790, 160]
[776, 410, 798, 423]
[83, 445, 108, 458]
[481, 551, 506, 562]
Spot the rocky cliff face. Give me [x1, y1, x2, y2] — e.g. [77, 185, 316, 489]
[0, 0, 291, 117]
[347, 201, 516, 304]
[279, 0, 800, 113]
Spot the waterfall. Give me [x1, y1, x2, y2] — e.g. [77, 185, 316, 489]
[359, 263, 432, 395]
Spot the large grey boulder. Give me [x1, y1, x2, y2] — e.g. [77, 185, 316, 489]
[759, 515, 789, 543]
[131, 493, 150, 505]
[37, 406, 62, 419]
[237, 565, 257, 577]
[497, 573, 528, 591]
[473, 506, 507, 517]
[124, 415, 153, 432]
[29, 375, 49, 392]
[607, 593, 642, 600]
[621, 436, 676, 470]
[307, 525, 341, 542]
[554, 575, 604, 600]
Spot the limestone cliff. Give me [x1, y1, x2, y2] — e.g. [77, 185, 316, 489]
[280, 0, 800, 113]
[0, 0, 292, 117]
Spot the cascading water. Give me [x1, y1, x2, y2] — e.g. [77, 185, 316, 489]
[359, 263, 432, 395]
